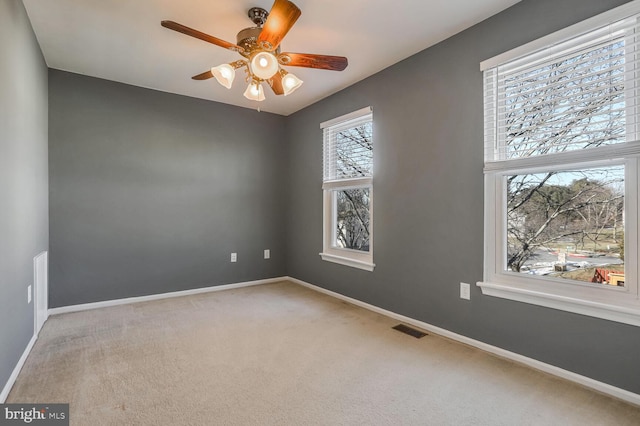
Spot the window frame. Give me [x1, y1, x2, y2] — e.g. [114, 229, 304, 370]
[478, 1, 640, 326]
[320, 107, 375, 271]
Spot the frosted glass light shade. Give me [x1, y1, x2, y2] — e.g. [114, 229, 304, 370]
[250, 52, 279, 80]
[211, 64, 235, 89]
[243, 82, 265, 101]
[282, 72, 303, 96]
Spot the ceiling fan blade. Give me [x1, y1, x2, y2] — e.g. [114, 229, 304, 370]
[161, 21, 243, 52]
[258, 0, 301, 50]
[192, 70, 213, 80]
[268, 72, 285, 95]
[278, 53, 348, 71]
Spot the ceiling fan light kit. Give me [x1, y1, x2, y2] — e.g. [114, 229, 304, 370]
[250, 51, 280, 80]
[243, 80, 266, 101]
[161, 0, 348, 103]
[281, 70, 303, 96]
[210, 64, 236, 89]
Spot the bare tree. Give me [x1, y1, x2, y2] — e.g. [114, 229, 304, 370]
[507, 172, 623, 272]
[332, 122, 373, 251]
[571, 179, 623, 251]
[336, 188, 370, 250]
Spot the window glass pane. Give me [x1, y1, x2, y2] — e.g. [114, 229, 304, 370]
[334, 188, 370, 252]
[506, 166, 625, 286]
[335, 121, 373, 179]
[501, 38, 626, 159]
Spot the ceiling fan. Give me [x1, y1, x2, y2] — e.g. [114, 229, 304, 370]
[161, 0, 348, 102]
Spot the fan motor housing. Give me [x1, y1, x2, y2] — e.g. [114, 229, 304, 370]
[236, 27, 262, 52]
[236, 26, 281, 57]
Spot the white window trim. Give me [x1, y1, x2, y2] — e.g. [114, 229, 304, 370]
[478, 1, 640, 326]
[480, 156, 640, 326]
[320, 106, 373, 129]
[480, 0, 640, 72]
[319, 107, 375, 271]
[321, 180, 375, 271]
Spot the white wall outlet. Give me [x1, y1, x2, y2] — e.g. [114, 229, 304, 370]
[460, 282, 471, 300]
[264, 249, 270, 259]
[27, 285, 32, 304]
[231, 252, 237, 263]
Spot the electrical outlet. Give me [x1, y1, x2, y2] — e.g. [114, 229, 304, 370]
[460, 282, 471, 300]
[231, 253, 237, 262]
[264, 249, 270, 259]
[27, 285, 32, 304]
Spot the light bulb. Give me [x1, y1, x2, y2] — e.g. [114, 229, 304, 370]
[211, 64, 235, 89]
[220, 67, 232, 79]
[243, 82, 265, 101]
[282, 72, 303, 96]
[250, 51, 279, 80]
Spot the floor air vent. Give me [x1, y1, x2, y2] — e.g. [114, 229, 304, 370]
[392, 324, 427, 338]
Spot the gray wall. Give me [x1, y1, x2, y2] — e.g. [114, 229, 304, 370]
[285, 0, 640, 394]
[0, 0, 48, 393]
[48, 70, 287, 307]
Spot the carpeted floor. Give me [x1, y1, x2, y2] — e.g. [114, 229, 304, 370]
[8, 281, 640, 425]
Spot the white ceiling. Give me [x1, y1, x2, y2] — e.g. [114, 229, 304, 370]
[22, 0, 520, 116]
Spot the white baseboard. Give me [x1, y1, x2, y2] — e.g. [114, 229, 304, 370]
[48, 277, 287, 316]
[286, 276, 640, 407]
[0, 335, 37, 403]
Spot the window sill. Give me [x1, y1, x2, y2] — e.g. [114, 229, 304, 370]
[477, 281, 640, 327]
[319, 253, 375, 271]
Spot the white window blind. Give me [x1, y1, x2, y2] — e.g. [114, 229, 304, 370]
[483, 15, 640, 163]
[322, 107, 373, 182]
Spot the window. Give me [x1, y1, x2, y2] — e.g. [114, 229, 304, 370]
[320, 107, 375, 271]
[479, 1, 640, 326]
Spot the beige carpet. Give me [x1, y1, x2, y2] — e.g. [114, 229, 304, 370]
[8, 281, 640, 425]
